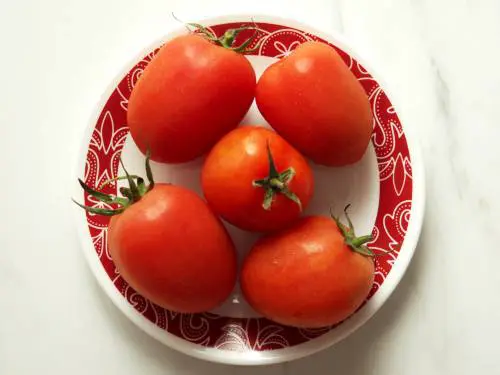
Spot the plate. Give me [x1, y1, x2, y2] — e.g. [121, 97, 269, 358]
[73, 14, 425, 365]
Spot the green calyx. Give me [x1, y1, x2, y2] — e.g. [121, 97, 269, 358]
[73, 151, 155, 217]
[252, 142, 302, 211]
[188, 23, 262, 54]
[332, 206, 398, 258]
[331, 205, 375, 257]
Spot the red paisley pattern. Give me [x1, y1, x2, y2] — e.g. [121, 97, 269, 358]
[82, 22, 413, 352]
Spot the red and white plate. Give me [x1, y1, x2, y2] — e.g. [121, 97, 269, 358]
[73, 15, 425, 365]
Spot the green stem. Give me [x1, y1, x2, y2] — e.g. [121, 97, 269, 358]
[331, 206, 375, 257]
[269, 178, 285, 190]
[351, 235, 373, 248]
[74, 151, 156, 217]
[99, 175, 140, 189]
[190, 23, 260, 54]
[252, 141, 302, 211]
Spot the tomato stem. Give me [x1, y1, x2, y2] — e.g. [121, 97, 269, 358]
[252, 141, 302, 211]
[331, 205, 375, 257]
[351, 235, 373, 248]
[269, 178, 285, 190]
[99, 175, 140, 189]
[188, 23, 262, 54]
[120, 158, 140, 202]
[73, 151, 156, 217]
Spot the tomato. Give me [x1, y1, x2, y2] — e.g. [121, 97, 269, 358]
[241, 213, 375, 327]
[202, 126, 314, 233]
[128, 30, 256, 163]
[256, 41, 373, 166]
[108, 184, 237, 312]
[76, 156, 237, 313]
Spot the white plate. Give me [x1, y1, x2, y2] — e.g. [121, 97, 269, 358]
[72, 14, 425, 365]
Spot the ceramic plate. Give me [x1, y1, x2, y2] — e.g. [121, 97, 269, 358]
[73, 14, 425, 365]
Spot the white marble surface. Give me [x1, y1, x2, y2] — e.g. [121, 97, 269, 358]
[2, 0, 500, 374]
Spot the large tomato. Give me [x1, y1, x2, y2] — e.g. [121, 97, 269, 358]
[256, 41, 373, 166]
[202, 126, 314, 233]
[76, 158, 237, 313]
[128, 29, 256, 163]
[241, 213, 375, 327]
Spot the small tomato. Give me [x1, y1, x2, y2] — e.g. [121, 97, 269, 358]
[202, 126, 314, 233]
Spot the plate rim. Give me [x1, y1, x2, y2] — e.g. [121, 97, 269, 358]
[72, 13, 426, 366]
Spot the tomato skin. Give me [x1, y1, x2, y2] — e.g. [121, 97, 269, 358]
[256, 41, 372, 166]
[108, 184, 237, 313]
[241, 216, 374, 327]
[201, 126, 314, 233]
[128, 34, 256, 163]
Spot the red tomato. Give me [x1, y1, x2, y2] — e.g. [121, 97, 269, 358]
[201, 126, 314, 233]
[128, 32, 256, 163]
[241, 215, 375, 327]
[76, 160, 237, 313]
[108, 184, 237, 312]
[256, 41, 373, 166]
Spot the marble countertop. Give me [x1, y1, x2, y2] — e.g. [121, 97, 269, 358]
[2, 0, 500, 374]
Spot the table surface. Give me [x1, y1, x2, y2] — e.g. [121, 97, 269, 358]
[2, 0, 500, 374]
